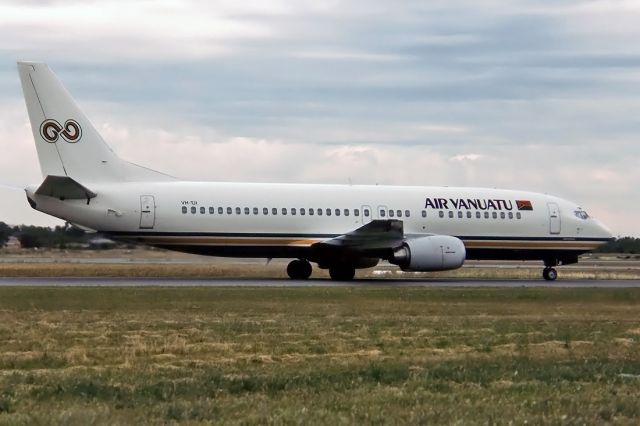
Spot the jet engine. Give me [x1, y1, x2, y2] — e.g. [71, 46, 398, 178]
[391, 235, 466, 272]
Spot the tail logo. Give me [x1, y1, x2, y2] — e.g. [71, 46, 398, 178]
[40, 119, 82, 143]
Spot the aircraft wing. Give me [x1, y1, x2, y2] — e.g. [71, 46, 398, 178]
[312, 219, 405, 254]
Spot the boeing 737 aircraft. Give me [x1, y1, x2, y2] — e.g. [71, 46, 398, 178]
[17, 62, 612, 281]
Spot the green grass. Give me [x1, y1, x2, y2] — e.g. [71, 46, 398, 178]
[2, 259, 640, 280]
[0, 287, 639, 424]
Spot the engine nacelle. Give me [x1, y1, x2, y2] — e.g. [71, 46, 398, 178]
[391, 235, 466, 272]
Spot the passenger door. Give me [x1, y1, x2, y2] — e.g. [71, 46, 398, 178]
[139, 195, 156, 229]
[548, 202, 561, 234]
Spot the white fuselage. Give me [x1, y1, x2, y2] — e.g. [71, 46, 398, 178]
[26, 181, 612, 263]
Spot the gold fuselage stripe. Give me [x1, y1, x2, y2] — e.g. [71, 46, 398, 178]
[134, 235, 606, 250]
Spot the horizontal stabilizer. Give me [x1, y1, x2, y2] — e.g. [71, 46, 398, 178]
[35, 175, 97, 200]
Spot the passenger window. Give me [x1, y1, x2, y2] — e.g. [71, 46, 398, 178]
[253, 207, 258, 215]
[344, 209, 349, 216]
[235, 207, 241, 215]
[449, 211, 454, 218]
[227, 207, 232, 214]
[292, 208, 297, 215]
[355, 209, 360, 216]
[405, 210, 410, 218]
[263, 207, 268, 215]
[380, 210, 386, 218]
[200, 207, 205, 214]
[484, 212, 489, 219]
[364, 209, 369, 217]
[335, 209, 340, 216]
[282, 208, 287, 215]
[326, 208, 331, 216]
[467, 211, 472, 219]
[508, 212, 513, 219]
[439, 211, 444, 218]
[272, 208, 278, 215]
[301, 208, 306, 216]
[309, 208, 314, 216]
[397, 210, 402, 218]
[317, 208, 322, 216]
[388, 210, 394, 218]
[492, 212, 497, 219]
[209, 207, 214, 214]
[191, 206, 196, 214]
[244, 207, 250, 215]
[500, 212, 505, 219]
[182, 206, 187, 214]
[516, 212, 522, 219]
[422, 210, 427, 218]
[457, 211, 463, 219]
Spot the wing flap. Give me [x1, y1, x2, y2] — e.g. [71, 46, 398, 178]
[35, 175, 97, 200]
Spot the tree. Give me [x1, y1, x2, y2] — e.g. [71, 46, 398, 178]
[18, 232, 41, 249]
[595, 237, 640, 254]
[0, 221, 11, 246]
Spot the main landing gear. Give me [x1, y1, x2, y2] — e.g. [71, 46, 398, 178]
[287, 259, 312, 280]
[543, 267, 558, 281]
[328, 264, 356, 281]
[286, 259, 357, 281]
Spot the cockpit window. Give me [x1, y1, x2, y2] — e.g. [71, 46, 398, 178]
[574, 209, 589, 220]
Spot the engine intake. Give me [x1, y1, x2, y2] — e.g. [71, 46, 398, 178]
[391, 235, 466, 272]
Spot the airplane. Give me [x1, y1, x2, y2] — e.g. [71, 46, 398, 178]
[16, 62, 613, 281]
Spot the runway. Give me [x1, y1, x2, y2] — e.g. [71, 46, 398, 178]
[1, 277, 640, 287]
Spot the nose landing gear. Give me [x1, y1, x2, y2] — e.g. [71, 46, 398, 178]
[543, 267, 558, 281]
[287, 259, 312, 280]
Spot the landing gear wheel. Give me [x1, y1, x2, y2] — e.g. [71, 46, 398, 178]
[329, 265, 355, 281]
[543, 267, 557, 281]
[287, 259, 312, 280]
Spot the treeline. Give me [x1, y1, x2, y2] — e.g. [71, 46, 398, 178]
[1, 221, 640, 253]
[595, 237, 640, 254]
[0, 221, 89, 249]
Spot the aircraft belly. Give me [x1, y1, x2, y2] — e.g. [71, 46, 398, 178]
[151, 244, 312, 258]
[464, 248, 587, 262]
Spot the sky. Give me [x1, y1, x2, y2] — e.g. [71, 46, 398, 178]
[0, 0, 639, 236]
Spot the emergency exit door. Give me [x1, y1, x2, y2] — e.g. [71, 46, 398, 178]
[547, 202, 561, 234]
[139, 195, 155, 229]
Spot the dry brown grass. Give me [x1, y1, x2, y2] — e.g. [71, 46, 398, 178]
[2, 247, 640, 279]
[0, 287, 639, 424]
[1, 261, 640, 280]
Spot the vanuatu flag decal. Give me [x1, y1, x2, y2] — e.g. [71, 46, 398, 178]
[516, 200, 533, 211]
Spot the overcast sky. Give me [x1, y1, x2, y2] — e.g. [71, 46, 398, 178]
[0, 0, 639, 236]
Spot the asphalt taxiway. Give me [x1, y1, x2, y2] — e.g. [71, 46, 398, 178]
[1, 277, 639, 287]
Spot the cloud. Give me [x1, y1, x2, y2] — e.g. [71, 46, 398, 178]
[0, 0, 639, 237]
[1, 108, 638, 235]
[0, 0, 279, 61]
[449, 153, 483, 162]
[290, 49, 410, 62]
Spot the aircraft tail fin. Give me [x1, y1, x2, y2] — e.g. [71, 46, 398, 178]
[17, 62, 174, 183]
